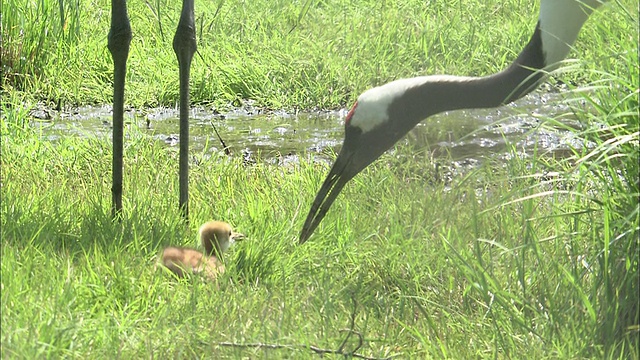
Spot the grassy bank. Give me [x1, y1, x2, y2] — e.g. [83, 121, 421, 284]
[1, 0, 636, 109]
[2, 0, 639, 358]
[2, 81, 638, 358]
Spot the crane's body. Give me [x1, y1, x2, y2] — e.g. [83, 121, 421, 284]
[299, 0, 605, 244]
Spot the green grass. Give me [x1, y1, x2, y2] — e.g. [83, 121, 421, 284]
[1, 0, 634, 109]
[2, 93, 638, 357]
[1, 0, 638, 358]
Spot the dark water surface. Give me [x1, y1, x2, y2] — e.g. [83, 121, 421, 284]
[31, 88, 588, 168]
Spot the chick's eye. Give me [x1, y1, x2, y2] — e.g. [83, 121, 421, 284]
[229, 231, 232, 236]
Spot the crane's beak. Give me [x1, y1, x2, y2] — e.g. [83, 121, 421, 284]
[298, 147, 356, 244]
[299, 126, 387, 244]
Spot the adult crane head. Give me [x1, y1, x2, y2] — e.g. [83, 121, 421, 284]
[298, 0, 605, 244]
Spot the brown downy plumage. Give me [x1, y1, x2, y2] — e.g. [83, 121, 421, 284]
[159, 221, 244, 281]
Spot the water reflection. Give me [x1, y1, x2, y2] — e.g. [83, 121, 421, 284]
[31, 89, 589, 167]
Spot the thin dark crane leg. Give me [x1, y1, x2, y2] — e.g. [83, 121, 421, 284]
[108, 0, 131, 219]
[173, 0, 196, 220]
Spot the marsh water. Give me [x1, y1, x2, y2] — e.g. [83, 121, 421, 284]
[31, 86, 588, 170]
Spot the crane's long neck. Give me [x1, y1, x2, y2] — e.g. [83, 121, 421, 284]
[394, 24, 546, 117]
[372, 0, 602, 134]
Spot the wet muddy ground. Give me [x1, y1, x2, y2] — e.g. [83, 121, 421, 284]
[29, 86, 590, 173]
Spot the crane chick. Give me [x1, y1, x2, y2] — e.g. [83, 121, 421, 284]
[160, 221, 244, 281]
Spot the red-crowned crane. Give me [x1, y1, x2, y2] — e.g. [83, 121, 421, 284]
[108, 0, 195, 219]
[299, 0, 605, 244]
